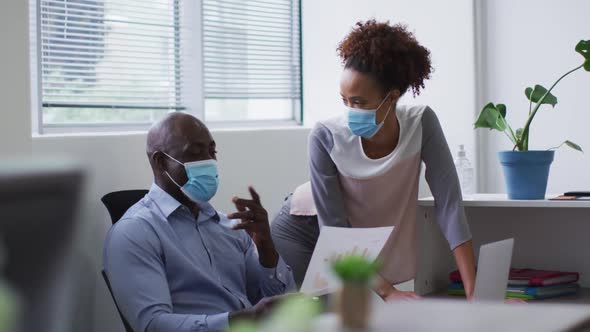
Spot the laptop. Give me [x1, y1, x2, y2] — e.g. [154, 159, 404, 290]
[473, 238, 515, 302]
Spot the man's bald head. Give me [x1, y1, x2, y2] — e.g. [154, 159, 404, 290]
[146, 112, 216, 182]
[147, 112, 207, 157]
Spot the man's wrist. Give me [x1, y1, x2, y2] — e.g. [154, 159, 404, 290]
[256, 239, 279, 268]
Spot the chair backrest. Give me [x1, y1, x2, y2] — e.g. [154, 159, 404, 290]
[101, 190, 148, 224]
[101, 190, 147, 332]
[101, 270, 134, 332]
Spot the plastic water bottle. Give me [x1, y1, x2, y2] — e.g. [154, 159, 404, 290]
[455, 145, 474, 199]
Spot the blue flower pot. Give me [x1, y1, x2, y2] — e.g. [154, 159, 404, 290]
[498, 150, 555, 200]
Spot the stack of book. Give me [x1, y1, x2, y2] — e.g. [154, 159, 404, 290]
[448, 268, 580, 300]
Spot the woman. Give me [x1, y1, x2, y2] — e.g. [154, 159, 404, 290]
[272, 20, 475, 300]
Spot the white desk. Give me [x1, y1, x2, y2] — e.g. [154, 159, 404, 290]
[312, 298, 590, 331]
[415, 194, 590, 304]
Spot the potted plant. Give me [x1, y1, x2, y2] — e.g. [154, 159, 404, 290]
[475, 40, 590, 199]
[331, 255, 380, 329]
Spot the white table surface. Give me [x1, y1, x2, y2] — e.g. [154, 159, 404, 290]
[312, 297, 590, 332]
[419, 193, 590, 208]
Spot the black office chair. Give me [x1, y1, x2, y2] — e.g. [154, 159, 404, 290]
[101, 271, 134, 332]
[100, 189, 148, 332]
[101, 189, 149, 224]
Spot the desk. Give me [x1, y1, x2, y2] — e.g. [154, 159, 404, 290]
[415, 194, 590, 303]
[312, 298, 590, 331]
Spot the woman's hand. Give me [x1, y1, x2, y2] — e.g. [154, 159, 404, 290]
[373, 274, 421, 301]
[383, 289, 422, 302]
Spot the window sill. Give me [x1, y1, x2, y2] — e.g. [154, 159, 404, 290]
[33, 120, 310, 139]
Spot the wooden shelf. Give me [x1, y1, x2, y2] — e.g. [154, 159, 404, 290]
[419, 194, 590, 208]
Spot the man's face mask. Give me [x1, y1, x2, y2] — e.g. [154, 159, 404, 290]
[162, 152, 219, 203]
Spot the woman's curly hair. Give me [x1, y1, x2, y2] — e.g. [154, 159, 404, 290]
[337, 19, 433, 96]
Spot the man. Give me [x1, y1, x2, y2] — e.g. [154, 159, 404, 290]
[103, 112, 295, 332]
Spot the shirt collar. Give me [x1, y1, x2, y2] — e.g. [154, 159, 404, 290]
[148, 183, 182, 218]
[148, 183, 220, 222]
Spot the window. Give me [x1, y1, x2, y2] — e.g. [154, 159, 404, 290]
[31, 0, 302, 134]
[202, 0, 301, 124]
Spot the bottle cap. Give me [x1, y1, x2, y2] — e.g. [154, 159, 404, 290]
[458, 145, 466, 157]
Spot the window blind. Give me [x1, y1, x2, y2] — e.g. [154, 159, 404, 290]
[202, 0, 301, 100]
[39, 0, 184, 125]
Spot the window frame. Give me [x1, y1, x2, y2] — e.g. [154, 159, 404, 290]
[30, 0, 303, 135]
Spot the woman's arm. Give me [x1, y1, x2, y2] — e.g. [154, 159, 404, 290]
[308, 123, 350, 228]
[453, 240, 476, 299]
[421, 107, 476, 299]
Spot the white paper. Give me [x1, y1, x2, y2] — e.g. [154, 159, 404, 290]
[300, 226, 394, 296]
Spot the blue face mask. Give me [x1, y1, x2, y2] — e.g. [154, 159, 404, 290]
[162, 152, 219, 203]
[347, 91, 393, 138]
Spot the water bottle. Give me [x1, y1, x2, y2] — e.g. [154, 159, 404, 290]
[455, 145, 474, 199]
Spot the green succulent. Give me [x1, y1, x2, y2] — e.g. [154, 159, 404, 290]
[331, 255, 380, 284]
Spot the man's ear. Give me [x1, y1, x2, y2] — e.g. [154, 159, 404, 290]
[151, 151, 166, 173]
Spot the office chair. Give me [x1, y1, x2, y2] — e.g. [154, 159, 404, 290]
[100, 189, 148, 332]
[101, 189, 148, 224]
[101, 271, 134, 332]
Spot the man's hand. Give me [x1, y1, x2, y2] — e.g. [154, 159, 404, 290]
[228, 294, 291, 323]
[227, 186, 279, 268]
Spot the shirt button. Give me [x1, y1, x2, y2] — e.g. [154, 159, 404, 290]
[278, 273, 282, 278]
[269, 275, 274, 279]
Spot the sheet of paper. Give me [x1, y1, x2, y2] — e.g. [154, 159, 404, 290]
[300, 226, 394, 296]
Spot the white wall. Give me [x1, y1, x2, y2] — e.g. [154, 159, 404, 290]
[479, 0, 590, 193]
[0, 0, 31, 157]
[1, 0, 477, 331]
[302, 0, 478, 187]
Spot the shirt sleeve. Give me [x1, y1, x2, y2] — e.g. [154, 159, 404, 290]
[308, 123, 350, 228]
[244, 235, 295, 303]
[421, 107, 472, 250]
[103, 218, 229, 332]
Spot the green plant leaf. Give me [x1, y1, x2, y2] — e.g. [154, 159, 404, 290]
[228, 321, 258, 332]
[565, 140, 583, 152]
[575, 40, 590, 71]
[524, 85, 558, 107]
[265, 296, 321, 331]
[332, 255, 380, 283]
[474, 102, 507, 131]
[575, 40, 590, 59]
[497, 104, 507, 118]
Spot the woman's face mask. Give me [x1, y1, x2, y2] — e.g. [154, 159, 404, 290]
[346, 90, 393, 138]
